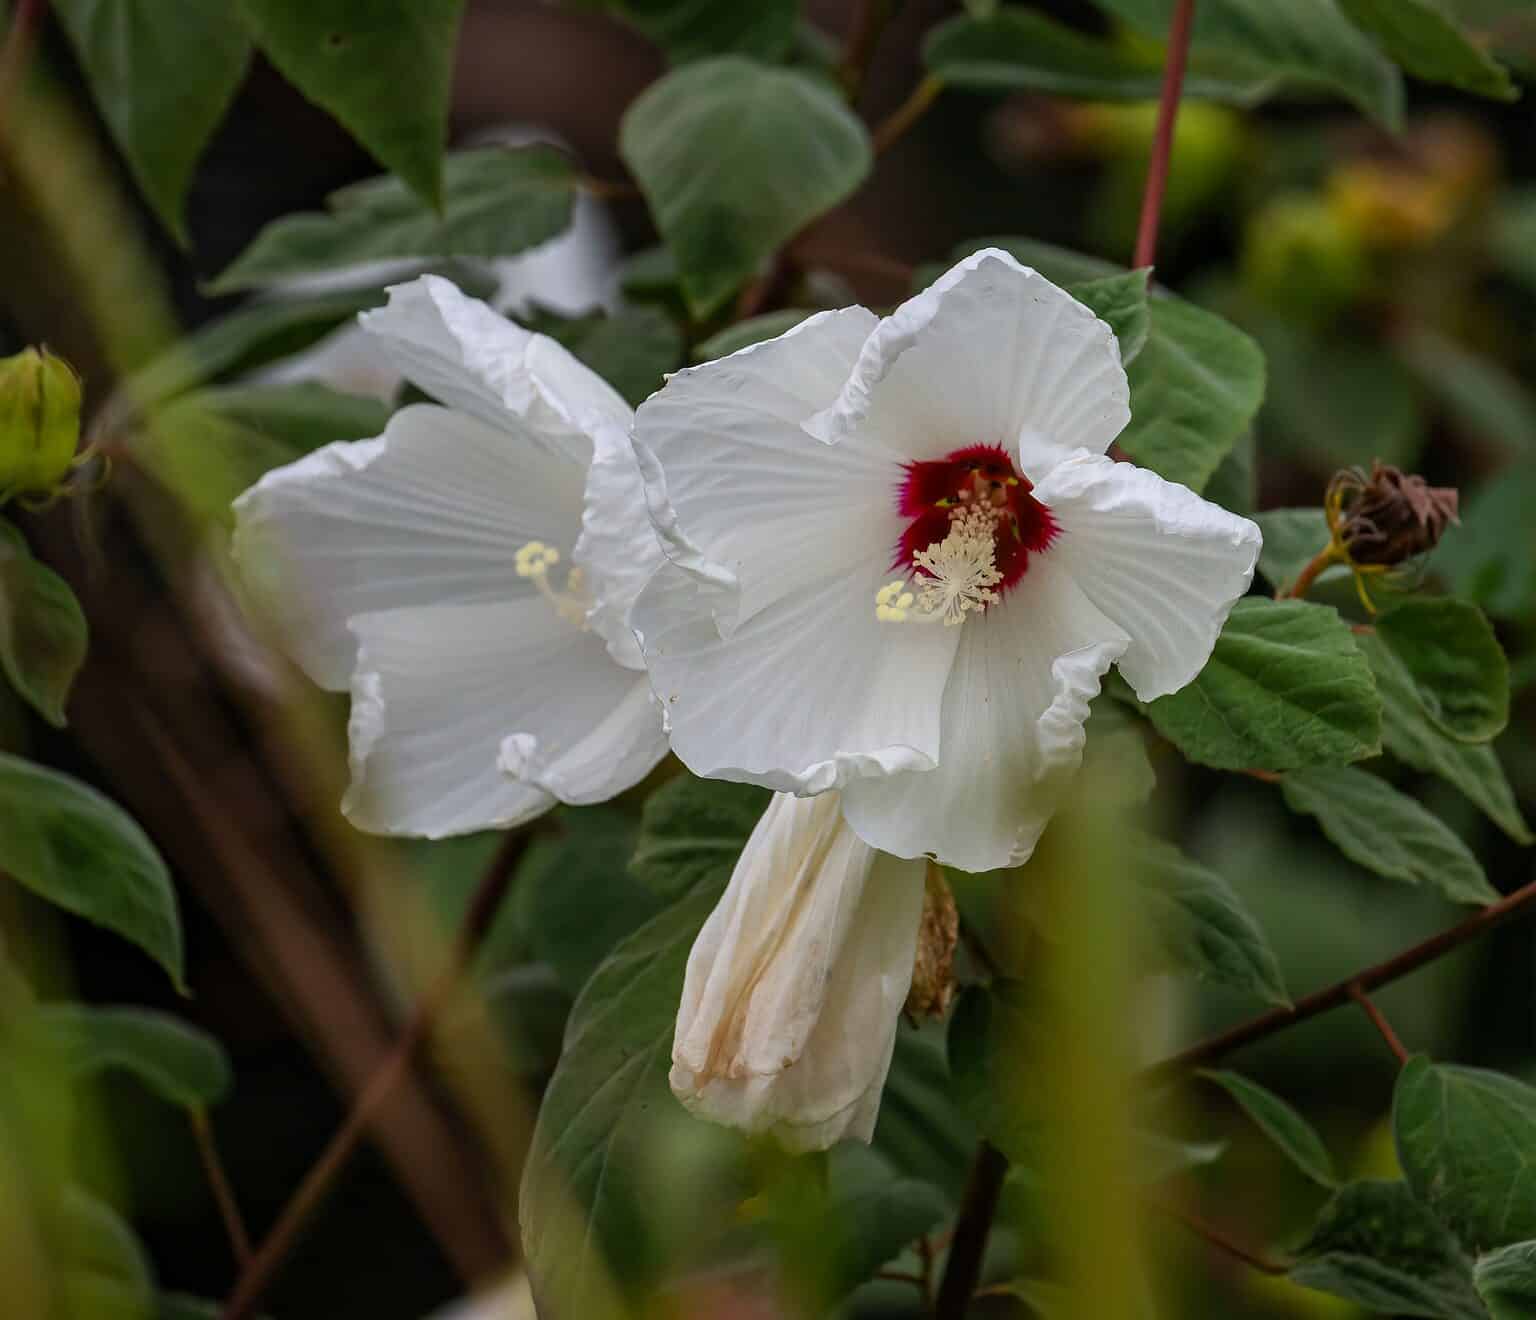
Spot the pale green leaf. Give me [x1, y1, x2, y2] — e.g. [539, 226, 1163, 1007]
[209, 147, 575, 293]
[235, 0, 465, 208]
[1069, 270, 1151, 365]
[1396, 1056, 1536, 1251]
[1476, 1241, 1536, 1319]
[0, 754, 183, 990]
[1146, 598, 1382, 773]
[54, 0, 250, 241]
[1289, 1179, 1485, 1318]
[1281, 766, 1496, 906]
[1358, 630, 1533, 844]
[925, 7, 1284, 105]
[1252, 508, 1332, 595]
[1200, 1068, 1337, 1187]
[1339, 0, 1517, 98]
[0, 520, 86, 728]
[629, 775, 769, 900]
[1095, 0, 1405, 129]
[1374, 598, 1508, 743]
[35, 1003, 231, 1107]
[619, 57, 871, 317]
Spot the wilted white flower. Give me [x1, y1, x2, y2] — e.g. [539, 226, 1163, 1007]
[233, 275, 667, 837]
[672, 791, 924, 1151]
[634, 249, 1261, 872]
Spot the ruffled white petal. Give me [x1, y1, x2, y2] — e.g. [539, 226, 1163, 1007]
[232, 404, 584, 689]
[671, 791, 925, 1151]
[344, 598, 666, 838]
[358, 274, 631, 464]
[572, 420, 664, 670]
[634, 307, 899, 634]
[805, 248, 1130, 477]
[632, 551, 961, 796]
[842, 557, 1130, 872]
[1032, 451, 1262, 701]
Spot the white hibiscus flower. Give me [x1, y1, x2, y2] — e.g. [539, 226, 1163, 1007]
[672, 790, 925, 1151]
[232, 275, 668, 838]
[633, 249, 1261, 873]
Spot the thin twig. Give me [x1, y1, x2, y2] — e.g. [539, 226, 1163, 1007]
[872, 74, 944, 156]
[189, 1108, 253, 1268]
[934, 1140, 1009, 1318]
[875, 1269, 927, 1288]
[221, 831, 528, 1320]
[1349, 982, 1411, 1067]
[1132, 0, 1197, 269]
[1144, 873, 1536, 1084]
[0, 0, 45, 138]
[837, 0, 895, 101]
[1151, 1195, 1290, 1276]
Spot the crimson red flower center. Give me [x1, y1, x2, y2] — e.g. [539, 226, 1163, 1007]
[895, 444, 1058, 595]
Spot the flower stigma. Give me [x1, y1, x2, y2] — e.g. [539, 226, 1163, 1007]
[515, 539, 591, 627]
[877, 444, 1057, 627]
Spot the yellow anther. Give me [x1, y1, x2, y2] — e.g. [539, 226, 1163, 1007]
[515, 540, 561, 578]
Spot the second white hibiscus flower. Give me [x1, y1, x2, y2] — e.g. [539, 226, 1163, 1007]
[633, 247, 1262, 873]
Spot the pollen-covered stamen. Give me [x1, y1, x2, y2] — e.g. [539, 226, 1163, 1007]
[515, 539, 591, 628]
[875, 580, 916, 623]
[911, 505, 1003, 625]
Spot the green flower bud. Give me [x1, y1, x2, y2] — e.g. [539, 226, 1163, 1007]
[0, 347, 82, 502]
[1241, 193, 1366, 325]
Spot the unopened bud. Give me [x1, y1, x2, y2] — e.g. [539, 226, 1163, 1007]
[905, 864, 958, 1020]
[1329, 462, 1459, 567]
[0, 347, 82, 502]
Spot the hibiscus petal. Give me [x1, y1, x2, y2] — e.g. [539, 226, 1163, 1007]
[572, 419, 664, 670]
[359, 274, 631, 462]
[232, 403, 584, 689]
[634, 306, 900, 633]
[633, 551, 961, 796]
[672, 791, 925, 1151]
[805, 248, 1130, 478]
[344, 598, 666, 838]
[1033, 450, 1262, 701]
[842, 556, 1129, 872]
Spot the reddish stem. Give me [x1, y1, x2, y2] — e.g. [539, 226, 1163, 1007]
[190, 1108, 253, 1268]
[1152, 1196, 1290, 1276]
[1133, 0, 1197, 270]
[1349, 982, 1411, 1067]
[934, 1140, 1009, 1317]
[1279, 544, 1341, 601]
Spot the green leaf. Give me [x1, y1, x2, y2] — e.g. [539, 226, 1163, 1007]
[1338, 0, 1517, 98]
[1079, 696, 1157, 809]
[1357, 629, 1533, 844]
[34, 1004, 231, 1107]
[694, 309, 811, 362]
[1374, 599, 1509, 743]
[947, 980, 1040, 1162]
[519, 304, 683, 409]
[1396, 1056, 1536, 1251]
[629, 775, 770, 901]
[934, 239, 1263, 492]
[234, 0, 465, 208]
[160, 383, 388, 453]
[1069, 270, 1151, 366]
[1436, 461, 1536, 622]
[1145, 598, 1382, 773]
[925, 7, 1284, 105]
[124, 288, 390, 409]
[1137, 837, 1290, 1006]
[56, 1185, 154, 1304]
[619, 57, 872, 317]
[1117, 297, 1266, 491]
[1253, 508, 1332, 594]
[0, 754, 183, 990]
[820, 1154, 949, 1300]
[0, 520, 87, 728]
[54, 0, 250, 241]
[601, 0, 798, 64]
[209, 147, 576, 293]
[519, 886, 723, 1319]
[1399, 328, 1536, 460]
[1198, 1068, 1337, 1188]
[875, 1022, 979, 1202]
[1289, 1179, 1485, 1318]
[1476, 1241, 1536, 1318]
[512, 807, 663, 997]
[1281, 766, 1497, 906]
[1095, 0, 1405, 129]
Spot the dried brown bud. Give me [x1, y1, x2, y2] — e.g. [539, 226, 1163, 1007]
[1328, 462, 1459, 567]
[905, 863, 958, 1020]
